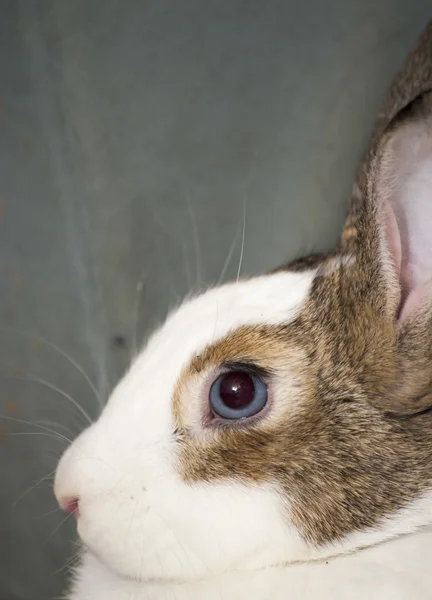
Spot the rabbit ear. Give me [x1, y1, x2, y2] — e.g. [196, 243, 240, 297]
[336, 23, 432, 416]
[370, 98, 432, 416]
[369, 94, 432, 323]
[375, 97, 432, 324]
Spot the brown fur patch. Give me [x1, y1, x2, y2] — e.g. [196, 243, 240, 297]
[173, 325, 309, 433]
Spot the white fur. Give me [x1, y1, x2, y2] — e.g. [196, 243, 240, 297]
[70, 527, 432, 600]
[54, 270, 432, 598]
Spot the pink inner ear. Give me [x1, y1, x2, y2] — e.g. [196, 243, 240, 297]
[384, 199, 402, 280]
[381, 118, 432, 323]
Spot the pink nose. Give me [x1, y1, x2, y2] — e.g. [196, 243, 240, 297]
[60, 497, 80, 516]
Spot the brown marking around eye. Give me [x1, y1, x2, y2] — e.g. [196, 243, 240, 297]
[171, 262, 432, 548]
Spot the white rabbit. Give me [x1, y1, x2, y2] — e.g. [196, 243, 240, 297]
[54, 21, 432, 600]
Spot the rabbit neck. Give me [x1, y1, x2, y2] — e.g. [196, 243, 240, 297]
[69, 525, 432, 600]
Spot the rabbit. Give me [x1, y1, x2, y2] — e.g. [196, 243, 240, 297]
[54, 21, 432, 600]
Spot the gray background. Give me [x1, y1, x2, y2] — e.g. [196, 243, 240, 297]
[0, 1, 430, 598]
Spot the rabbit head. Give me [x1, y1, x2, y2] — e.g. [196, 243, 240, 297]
[54, 21, 432, 589]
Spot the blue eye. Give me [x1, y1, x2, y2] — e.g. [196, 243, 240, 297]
[209, 370, 268, 420]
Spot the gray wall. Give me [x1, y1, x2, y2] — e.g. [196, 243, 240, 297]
[0, 1, 430, 598]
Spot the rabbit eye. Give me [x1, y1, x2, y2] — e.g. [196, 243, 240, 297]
[209, 370, 268, 419]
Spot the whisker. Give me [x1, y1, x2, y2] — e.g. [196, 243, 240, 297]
[135, 504, 149, 591]
[126, 497, 142, 574]
[131, 268, 151, 360]
[37, 504, 64, 519]
[149, 205, 192, 292]
[43, 451, 64, 465]
[217, 224, 241, 285]
[32, 480, 57, 487]
[0, 416, 73, 444]
[211, 298, 219, 344]
[52, 556, 78, 578]
[152, 506, 212, 577]
[37, 416, 80, 439]
[235, 148, 256, 283]
[186, 191, 202, 289]
[236, 195, 247, 282]
[42, 511, 75, 549]
[12, 468, 57, 506]
[8, 431, 67, 440]
[51, 551, 81, 577]
[0, 323, 102, 408]
[1, 372, 92, 425]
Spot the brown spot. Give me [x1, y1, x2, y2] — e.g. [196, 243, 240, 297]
[340, 225, 357, 244]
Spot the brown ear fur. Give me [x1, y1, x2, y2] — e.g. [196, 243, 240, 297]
[334, 22, 432, 417]
[339, 21, 432, 256]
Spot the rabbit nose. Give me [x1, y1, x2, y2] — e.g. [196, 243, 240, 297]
[59, 496, 80, 516]
[54, 423, 100, 514]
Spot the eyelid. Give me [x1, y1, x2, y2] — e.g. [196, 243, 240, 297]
[220, 360, 274, 382]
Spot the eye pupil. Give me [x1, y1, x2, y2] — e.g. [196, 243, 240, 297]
[209, 369, 268, 420]
[219, 371, 256, 410]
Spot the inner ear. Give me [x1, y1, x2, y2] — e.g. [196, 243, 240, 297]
[377, 106, 432, 323]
